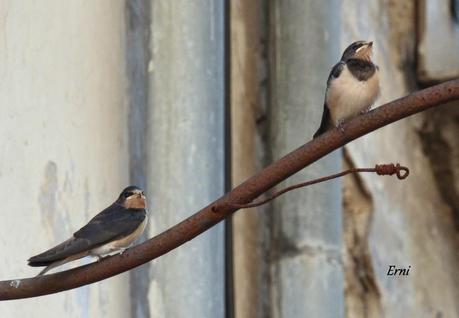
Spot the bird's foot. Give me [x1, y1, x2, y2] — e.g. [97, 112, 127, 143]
[119, 248, 127, 257]
[360, 106, 371, 115]
[337, 120, 345, 134]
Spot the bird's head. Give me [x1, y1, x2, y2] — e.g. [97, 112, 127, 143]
[341, 41, 373, 62]
[117, 185, 147, 209]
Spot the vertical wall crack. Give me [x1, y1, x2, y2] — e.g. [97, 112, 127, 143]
[417, 106, 459, 229]
[343, 149, 383, 318]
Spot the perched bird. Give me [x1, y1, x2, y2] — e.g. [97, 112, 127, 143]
[313, 40, 380, 138]
[28, 186, 148, 276]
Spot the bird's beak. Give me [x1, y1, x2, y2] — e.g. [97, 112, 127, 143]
[355, 41, 373, 60]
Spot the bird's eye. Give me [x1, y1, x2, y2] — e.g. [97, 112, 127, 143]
[141, 191, 145, 196]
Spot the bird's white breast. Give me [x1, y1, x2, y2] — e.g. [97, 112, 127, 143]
[326, 65, 379, 126]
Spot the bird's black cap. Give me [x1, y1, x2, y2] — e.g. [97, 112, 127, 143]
[116, 186, 144, 202]
[121, 185, 143, 193]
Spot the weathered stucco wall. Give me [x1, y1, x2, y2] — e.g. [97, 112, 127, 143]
[232, 1, 459, 317]
[0, 1, 130, 317]
[269, 1, 343, 317]
[1, 1, 457, 317]
[342, 1, 459, 317]
[231, 1, 270, 317]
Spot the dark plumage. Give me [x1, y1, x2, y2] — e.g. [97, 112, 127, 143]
[28, 186, 148, 275]
[346, 59, 376, 81]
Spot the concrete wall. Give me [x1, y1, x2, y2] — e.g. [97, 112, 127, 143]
[2, 1, 457, 317]
[0, 1, 130, 317]
[125, 1, 151, 317]
[268, 1, 343, 317]
[145, 1, 226, 317]
[232, 1, 459, 318]
[342, 1, 459, 317]
[0, 1, 227, 317]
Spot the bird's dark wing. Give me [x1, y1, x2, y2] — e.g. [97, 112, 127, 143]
[327, 61, 345, 86]
[313, 104, 332, 138]
[28, 237, 90, 266]
[73, 204, 146, 245]
[313, 61, 345, 138]
[28, 204, 146, 266]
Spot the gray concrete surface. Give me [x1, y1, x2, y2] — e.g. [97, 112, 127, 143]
[145, 1, 226, 317]
[342, 1, 459, 317]
[269, 1, 343, 317]
[125, 0, 152, 317]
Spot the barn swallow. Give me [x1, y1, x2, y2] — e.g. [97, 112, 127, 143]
[28, 186, 148, 276]
[313, 41, 380, 138]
